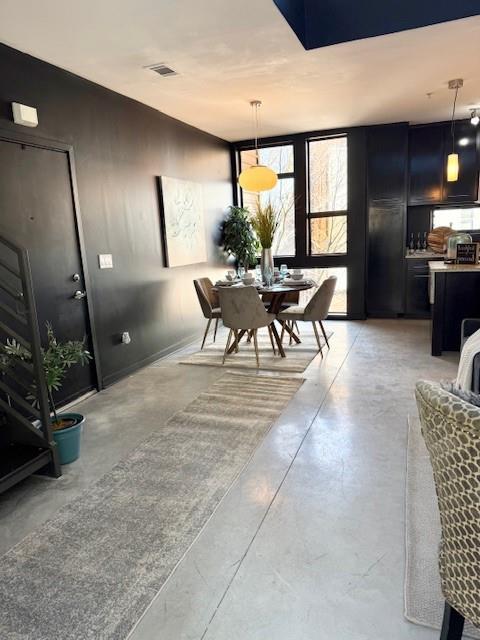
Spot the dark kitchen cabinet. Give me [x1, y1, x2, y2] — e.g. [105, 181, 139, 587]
[405, 259, 432, 317]
[408, 121, 479, 205]
[443, 120, 479, 202]
[408, 125, 444, 205]
[367, 124, 408, 317]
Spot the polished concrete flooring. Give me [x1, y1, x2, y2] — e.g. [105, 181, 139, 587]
[0, 320, 458, 639]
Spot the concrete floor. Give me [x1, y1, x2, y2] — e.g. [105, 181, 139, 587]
[0, 319, 458, 639]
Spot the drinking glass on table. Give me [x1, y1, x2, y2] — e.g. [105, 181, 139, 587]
[280, 264, 288, 279]
[255, 264, 262, 281]
[264, 266, 274, 288]
[238, 266, 245, 279]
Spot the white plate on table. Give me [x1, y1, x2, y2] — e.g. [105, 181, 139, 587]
[281, 278, 310, 286]
[215, 279, 240, 286]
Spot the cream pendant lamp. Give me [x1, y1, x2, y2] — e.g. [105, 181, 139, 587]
[238, 100, 278, 192]
[446, 78, 463, 183]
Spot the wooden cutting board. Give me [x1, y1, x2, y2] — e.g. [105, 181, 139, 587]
[427, 226, 456, 253]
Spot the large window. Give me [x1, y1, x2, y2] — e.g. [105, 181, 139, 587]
[307, 136, 348, 255]
[432, 207, 480, 232]
[301, 267, 347, 315]
[236, 133, 354, 318]
[240, 145, 295, 256]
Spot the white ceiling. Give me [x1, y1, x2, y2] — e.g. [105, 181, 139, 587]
[1, 0, 480, 141]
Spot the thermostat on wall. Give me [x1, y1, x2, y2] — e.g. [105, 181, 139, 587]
[11, 102, 38, 128]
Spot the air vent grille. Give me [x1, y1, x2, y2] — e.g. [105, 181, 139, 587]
[145, 63, 178, 77]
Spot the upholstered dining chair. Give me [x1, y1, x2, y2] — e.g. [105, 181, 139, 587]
[193, 278, 221, 350]
[277, 275, 337, 354]
[415, 380, 480, 640]
[218, 286, 276, 367]
[263, 290, 300, 344]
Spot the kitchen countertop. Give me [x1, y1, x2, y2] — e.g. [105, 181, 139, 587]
[428, 260, 480, 304]
[428, 261, 480, 273]
[405, 251, 442, 259]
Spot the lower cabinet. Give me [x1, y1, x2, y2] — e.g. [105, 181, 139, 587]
[405, 260, 431, 317]
[405, 258, 444, 317]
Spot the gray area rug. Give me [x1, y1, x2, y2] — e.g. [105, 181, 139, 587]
[179, 328, 332, 373]
[0, 373, 303, 640]
[405, 416, 480, 638]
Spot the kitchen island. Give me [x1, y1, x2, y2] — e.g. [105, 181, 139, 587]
[429, 261, 480, 356]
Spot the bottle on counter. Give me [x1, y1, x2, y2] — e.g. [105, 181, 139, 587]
[409, 233, 415, 254]
[422, 231, 428, 251]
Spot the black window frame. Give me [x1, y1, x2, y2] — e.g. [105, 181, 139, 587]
[237, 142, 296, 259]
[430, 203, 480, 235]
[232, 126, 368, 320]
[306, 134, 349, 257]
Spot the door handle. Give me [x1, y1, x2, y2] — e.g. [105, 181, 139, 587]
[72, 290, 87, 300]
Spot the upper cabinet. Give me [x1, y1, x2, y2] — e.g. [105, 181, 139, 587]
[443, 120, 479, 203]
[408, 125, 445, 205]
[408, 122, 479, 206]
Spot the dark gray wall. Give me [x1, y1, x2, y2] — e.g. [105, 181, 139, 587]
[0, 44, 232, 386]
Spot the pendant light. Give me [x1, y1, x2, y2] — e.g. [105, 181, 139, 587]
[446, 78, 463, 183]
[471, 109, 479, 126]
[238, 100, 278, 192]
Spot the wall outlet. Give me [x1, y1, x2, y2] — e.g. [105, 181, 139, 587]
[121, 331, 131, 345]
[98, 254, 113, 269]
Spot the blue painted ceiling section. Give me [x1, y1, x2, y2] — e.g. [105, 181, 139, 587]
[273, 0, 480, 50]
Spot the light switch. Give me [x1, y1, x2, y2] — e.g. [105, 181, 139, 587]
[98, 254, 113, 269]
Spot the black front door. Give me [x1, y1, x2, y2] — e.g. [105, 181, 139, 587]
[0, 139, 96, 404]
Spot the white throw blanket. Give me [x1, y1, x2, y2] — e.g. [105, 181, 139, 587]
[456, 328, 480, 391]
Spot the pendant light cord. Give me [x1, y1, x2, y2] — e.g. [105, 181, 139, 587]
[251, 100, 261, 163]
[451, 85, 459, 153]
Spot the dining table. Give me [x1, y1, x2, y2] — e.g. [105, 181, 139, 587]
[214, 281, 314, 358]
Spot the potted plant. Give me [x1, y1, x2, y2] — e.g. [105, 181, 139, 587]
[0, 323, 92, 464]
[251, 202, 279, 281]
[221, 205, 258, 273]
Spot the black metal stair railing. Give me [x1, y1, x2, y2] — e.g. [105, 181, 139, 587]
[0, 233, 61, 493]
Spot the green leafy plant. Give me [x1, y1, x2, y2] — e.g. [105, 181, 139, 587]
[251, 202, 279, 249]
[221, 206, 258, 268]
[0, 322, 92, 429]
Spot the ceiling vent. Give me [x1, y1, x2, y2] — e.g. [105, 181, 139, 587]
[145, 63, 178, 77]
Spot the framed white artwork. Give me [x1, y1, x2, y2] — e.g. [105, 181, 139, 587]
[158, 176, 207, 267]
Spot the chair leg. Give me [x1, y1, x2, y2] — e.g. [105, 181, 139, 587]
[222, 329, 233, 364]
[294, 321, 300, 336]
[213, 318, 219, 343]
[289, 320, 294, 346]
[267, 325, 276, 355]
[201, 318, 212, 350]
[440, 602, 465, 640]
[319, 320, 330, 348]
[253, 329, 260, 367]
[233, 329, 240, 353]
[312, 321, 323, 357]
[280, 322, 286, 345]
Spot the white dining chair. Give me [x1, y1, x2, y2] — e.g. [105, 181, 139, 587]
[277, 276, 337, 355]
[218, 286, 276, 367]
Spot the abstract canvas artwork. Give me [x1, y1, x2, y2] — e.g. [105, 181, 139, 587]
[158, 176, 207, 267]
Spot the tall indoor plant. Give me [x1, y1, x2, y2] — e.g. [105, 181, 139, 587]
[221, 205, 258, 272]
[0, 323, 92, 464]
[251, 202, 279, 280]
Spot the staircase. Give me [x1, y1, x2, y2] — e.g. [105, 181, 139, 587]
[0, 233, 61, 494]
